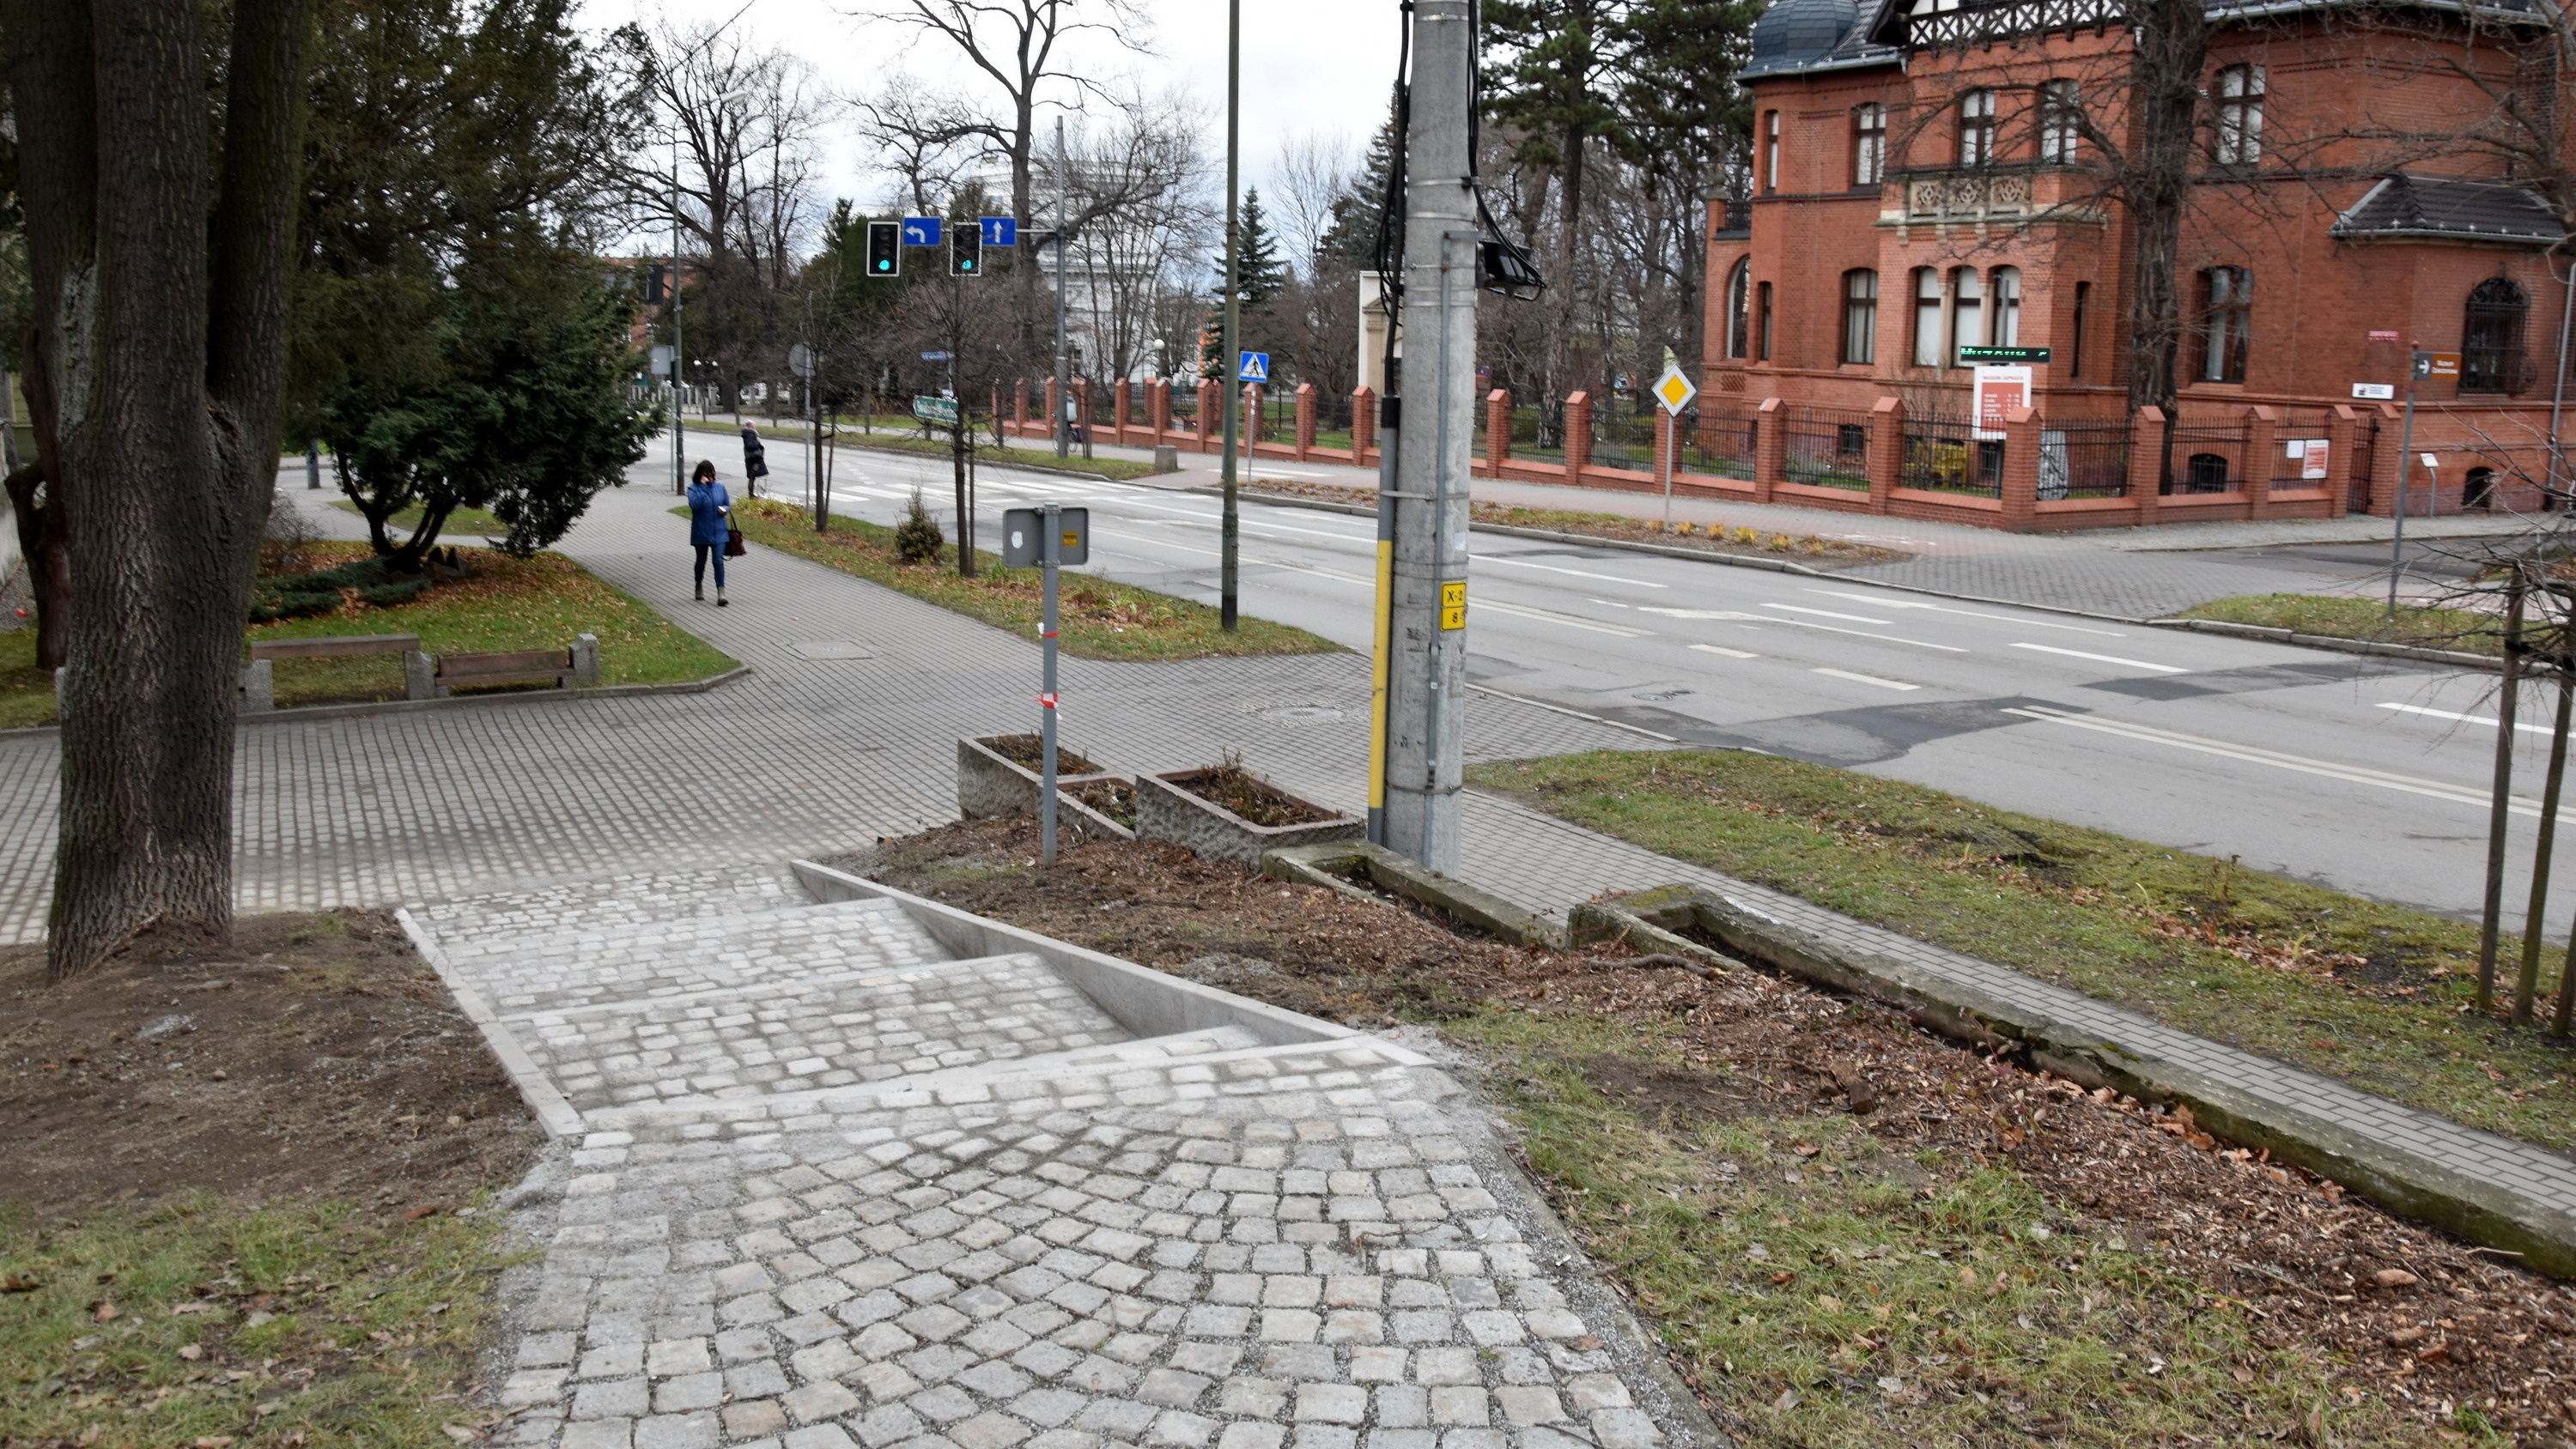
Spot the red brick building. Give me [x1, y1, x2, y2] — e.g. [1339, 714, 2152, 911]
[1703, 0, 2575, 528]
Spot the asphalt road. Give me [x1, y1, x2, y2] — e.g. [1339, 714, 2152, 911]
[677, 431, 2573, 932]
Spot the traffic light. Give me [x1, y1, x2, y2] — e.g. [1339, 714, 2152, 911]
[866, 220, 901, 276]
[950, 227, 981, 276]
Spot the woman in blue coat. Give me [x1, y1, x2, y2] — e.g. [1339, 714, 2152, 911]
[686, 459, 733, 606]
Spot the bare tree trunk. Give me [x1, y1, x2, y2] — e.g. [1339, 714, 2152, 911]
[7, 0, 311, 980]
[2124, 0, 2208, 434]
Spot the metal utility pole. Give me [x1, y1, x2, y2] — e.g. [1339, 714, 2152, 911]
[1054, 118, 1072, 461]
[2388, 343, 2426, 615]
[1382, 0, 1476, 872]
[672, 129, 686, 496]
[1219, 0, 1242, 632]
[1040, 502, 1062, 866]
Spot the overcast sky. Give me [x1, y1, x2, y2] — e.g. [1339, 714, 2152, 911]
[577, 0, 1405, 226]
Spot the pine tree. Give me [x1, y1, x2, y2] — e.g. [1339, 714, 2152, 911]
[1213, 188, 1288, 307]
[1322, 112, 1401, 267]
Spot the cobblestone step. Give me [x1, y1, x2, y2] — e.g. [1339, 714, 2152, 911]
[519, 951, 1139, 1113]
[427, 897, 952, 1016]
[407, 860, 811, 943]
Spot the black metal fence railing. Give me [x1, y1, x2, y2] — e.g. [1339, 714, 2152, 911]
[1902, 413, 2000, 495]
[1783, 405, 1872, 490]
[1314, 390, 1356, 443]
[1591, 407, 1656, 470]
[2348, 415, 2379, 512]
[2041, 420, 2129, 499]
[1680, 407, 1759, 480]
[1168, 390, 1199, 432]
[2167, 415, 2247, 493]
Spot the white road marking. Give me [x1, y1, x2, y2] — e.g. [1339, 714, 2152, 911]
[1476, 553, 1669, 586]
[2378, 702, 2556, 736]
[1764, 603, 1892, 624]
[1589, 598, 1633, 609]
[1808, 589, 2127, 636]
[2003, 705, 2545, 815]
[2010, 642, 2188, 674]
[1639, 608, 1766, 620]
[1690, 643, 1759, 659]
[1814, 668, 1919, 691]
[1756, 617, 1969, 652]
[1472, 598, 1656, 637]
[1465, 683, 1680, 740]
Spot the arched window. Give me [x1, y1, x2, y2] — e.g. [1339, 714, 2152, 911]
[1852, 104, 1886, 187]
[2462, 278, 2529, 394]
[1724, 259, 1752, 360]
[2187, 453, 2233, 493]
[1842, 270, 1879, 365]
[1912, 268, 1943, 367]
[1959, 89, 1997, 167]
[2038, 80, 2081, 163]
[2464, 466, 2498, 512]
[1991, 267, 2022, 347]
[2215, 65, 2264, 166]
[1950, 267, 1984, 364]
[2201, 266, 2252, 383]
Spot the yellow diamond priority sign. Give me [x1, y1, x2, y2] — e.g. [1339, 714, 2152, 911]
[1653, 364, 1698, 415]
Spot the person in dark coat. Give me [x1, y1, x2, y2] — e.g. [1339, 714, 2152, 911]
[686, 459, 732, 605]
[739, 423, 768, 498]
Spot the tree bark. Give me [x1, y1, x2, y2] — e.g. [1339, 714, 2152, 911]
[2123, 0, 2208, 438]
[6, 0, 312, 981]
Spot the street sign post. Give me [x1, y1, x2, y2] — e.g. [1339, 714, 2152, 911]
[1650, 364, 1697, 525]
[2391, 346, 2428, 615]
[1002, 505, 1091, 865]
[902, 216, 943, 246]
[1956, 345, 2051, 365]
[913, 396, 960, 427]
[980, 217, 1017, 247]
[1237, 352, 1270, 383]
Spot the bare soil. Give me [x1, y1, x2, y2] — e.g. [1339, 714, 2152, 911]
[982, 733, 1101, 775]
[1163, 765, 1334, 827]
[0, 911, 542, 1219]
[840, 817, 2576, 1442]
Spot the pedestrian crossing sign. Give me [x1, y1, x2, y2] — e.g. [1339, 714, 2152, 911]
[1237, 352, 1270, 383]
[1653, 364, 1698, 415]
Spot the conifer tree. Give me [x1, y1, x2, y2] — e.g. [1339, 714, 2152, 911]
[1213, 188, 1288, 307]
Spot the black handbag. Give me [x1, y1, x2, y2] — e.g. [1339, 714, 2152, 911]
[724, 523, 747, 557]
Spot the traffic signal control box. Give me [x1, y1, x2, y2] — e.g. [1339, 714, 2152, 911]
[866, 221, 901, 276]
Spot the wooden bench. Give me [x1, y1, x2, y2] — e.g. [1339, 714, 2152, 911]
[240, 633, 429, 711]
[433, 634, 600, 697]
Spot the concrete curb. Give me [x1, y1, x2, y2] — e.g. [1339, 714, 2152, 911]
[1582, 884, 2576, 1280]
[2145, 615, 2496, 672]
[394, 906, 587, 1139]
[0, 664, 752, 740]
[1219, 486, 1833, 577]
[1263, 840, 1566, 947]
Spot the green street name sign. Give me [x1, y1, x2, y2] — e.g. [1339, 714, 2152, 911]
[913, 396, 961, 426]
[1957, 346, 2051, 364]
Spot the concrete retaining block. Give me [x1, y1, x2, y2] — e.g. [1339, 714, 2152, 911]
[1265, 840, 1564, 947]
[957, 736, 1130, 843]
[1585, 882, 2576, 1280]
[1133, 768, 1360, 864]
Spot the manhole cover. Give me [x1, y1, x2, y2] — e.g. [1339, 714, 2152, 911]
[1260, 705, 1344, 721]
[789, 640, 877, 660]
[1633, 688, 1692, 702]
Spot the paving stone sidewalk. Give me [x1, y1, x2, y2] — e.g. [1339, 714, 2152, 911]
[410, 863, 1709, 1449]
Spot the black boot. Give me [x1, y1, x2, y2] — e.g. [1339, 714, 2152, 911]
[695, 582, 704, 600]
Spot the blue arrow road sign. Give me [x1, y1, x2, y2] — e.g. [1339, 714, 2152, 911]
[902, 216, 943, 246]
[920, 351, 954, 361]
[981, 217, 1018, 247]
[1237, 352, 1270, 383]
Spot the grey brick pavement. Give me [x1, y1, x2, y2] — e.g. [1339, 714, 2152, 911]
[414, 858, 1701, 1449]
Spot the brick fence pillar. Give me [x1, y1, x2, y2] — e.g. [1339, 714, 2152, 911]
[2001, 406, 2041, 530]
[2325, 404, 2360, 518]
[1867, 396, 1904, 514]
[1112, 378, 1131, 439]
[2244, 405, 2279, 519]
[1564, 391, 1592, 487]
[1196, 379, 1219, 452]
[1296, 383, 1316, 460]
[2129, 405, 2166, 524]
[1654, 408, 1674, 495]
[1754, 397, 1784, 504]
[1352, 387, 1376, 465]
[1014, 379, 1030, 430]
[1151, 379, 1170, 445]
[1044, 377, 1060, 443]
[1485, 389, 1511, 479]
[1242, 384, 1262, 455]
[1074, 379, 1091, 443]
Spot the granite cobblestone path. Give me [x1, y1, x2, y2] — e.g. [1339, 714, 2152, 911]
[410, 864, 1701, 1449]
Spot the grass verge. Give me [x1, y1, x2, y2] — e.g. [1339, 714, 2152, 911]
[0, 543, 736, 727]
[719, 495, 1338, 661]
[1470, 749, 2576, 1151]
[1456, 1011, 2445, 1448]
[683, 419, 1157, 482]
[0, 1197, 517, 1448]
[2177, 593, 2503, 657]
[1242, 477, 1911, 567]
